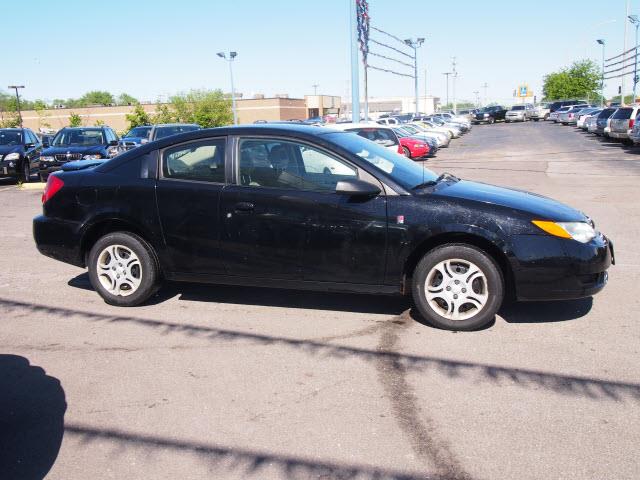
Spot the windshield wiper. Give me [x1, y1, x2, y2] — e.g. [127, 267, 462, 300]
[412, 172, 460, 190]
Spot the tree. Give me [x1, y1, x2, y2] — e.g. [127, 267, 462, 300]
[117, 93, 138, 106]
[79, 90, 114, 106]
[543, 60, 601, 101]
[167, 89, 233, 127]
[125, 104, 151, 130]
[69, 113, 83, 127]
[151, 104, 175, 124]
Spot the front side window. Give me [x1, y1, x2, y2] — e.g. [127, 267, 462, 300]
[238, 138, 357, 192]
[163, 138, 226, 183]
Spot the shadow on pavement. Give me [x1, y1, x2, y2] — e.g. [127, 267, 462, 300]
[499, 297, 592, 324]
[2, 297, 639, 403]
[0, 355, 66, 480]
[68, 272, 410, 315]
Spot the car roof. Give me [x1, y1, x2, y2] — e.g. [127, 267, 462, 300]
[153, 123, 200, 127]
[328, 122, 393, 131]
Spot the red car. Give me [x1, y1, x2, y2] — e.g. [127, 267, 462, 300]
[398, 136, 430, 159]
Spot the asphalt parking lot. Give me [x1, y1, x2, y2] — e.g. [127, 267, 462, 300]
[1, 121, 639, 480]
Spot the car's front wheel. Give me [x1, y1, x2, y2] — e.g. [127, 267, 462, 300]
[488, 117, 495, 124]
[411, 244, 504, 331]
[87, 232, 160, 307]
[21, 161, 31, 183]
[402, 146, 411, 158]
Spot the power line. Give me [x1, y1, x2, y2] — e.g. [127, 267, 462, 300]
[367, 51, 414, 69]
[369, 38, 414, 59]
[367, 64, 414, 78]
[370, 26, 412, 49]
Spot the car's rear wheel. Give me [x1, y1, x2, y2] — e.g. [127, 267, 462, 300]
[21, 161, 31, 183]
[402, 146, 411, 158]
[88, 232, 160, 307]
[411, 244, 504, 331]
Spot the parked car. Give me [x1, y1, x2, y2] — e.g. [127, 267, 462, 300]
[432, 112, 472, 129]
[39, 126, 120, 181]
[118, 126, 152, 152]
[556, 105, 589, 125]
[33, 124, 614, 331]
[583, 112, 601, 132]
[593, 108, 618, 136]
[0, 128, 41, 182]
[608, 106, 640, 143]
[376, 117, 399, 126]
[424, 117, 462, 137]
[392, 129, 431, 159]
[550, 106, 571, 123]
[628, 112, 640, 144]
[393, 126, 439, 154]
[529, 103, 550, 121]
[329, 123, 404, 155]
[505, 105, 529, 122]
[576, 108, 601, 129]
[548, 100, 585, 113]
[473, 106, 507, 124]
[404, 123, 451, 148]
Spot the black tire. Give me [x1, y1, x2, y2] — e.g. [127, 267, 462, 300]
[402, 146, 411, 158]
[488, 117, 495, 124]
[87, 231, 161, 307]
[533, 118, 539, 122]
[21, 161, 31, 183]
[411, 244, 504, 331]
[39, 173, 48, 183]
[544, 114, 549, 120]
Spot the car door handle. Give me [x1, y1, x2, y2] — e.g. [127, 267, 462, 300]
[234, 202, 255, 213]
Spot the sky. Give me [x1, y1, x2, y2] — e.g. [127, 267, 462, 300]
[2, 0, 638, 106]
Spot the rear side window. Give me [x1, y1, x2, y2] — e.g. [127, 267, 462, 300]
[162, 138, 225, 183]
[612, 108, 633, 119]
[347, 128, 399, 147]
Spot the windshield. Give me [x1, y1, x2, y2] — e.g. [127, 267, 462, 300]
[52, 128, 104, 146]
[511, 106, 525, 111]
[154, 125, 200, 140]
[326, 132, 437, 190]
[125, 126, 152, 138]
[0, 130, 22, 146]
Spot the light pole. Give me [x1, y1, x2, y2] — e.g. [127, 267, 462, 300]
[312, 84, 319, 96]
[217, 51, 238, 125]
[404, 37, 425, 116]
[481, 82, 488, 106]
[597, 39, 606, 107]
[8, 85, 25, 127]
[473, 90, 480, 107]
[629, 15, 639, 103]
[442, 72, 452, 110]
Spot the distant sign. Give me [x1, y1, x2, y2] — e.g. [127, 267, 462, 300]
[515, 84, 533, 98]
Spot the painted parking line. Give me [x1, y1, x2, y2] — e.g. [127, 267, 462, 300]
[0, 185, 16, 192]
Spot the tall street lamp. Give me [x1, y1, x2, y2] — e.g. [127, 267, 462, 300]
[404, 37, 425, 116]
[7, 85, 25, 127]
[629, 15, 639, 103]
[597, 39, 605, 107]
[442, 72, 452, 110]
[217, 51, 238, 125]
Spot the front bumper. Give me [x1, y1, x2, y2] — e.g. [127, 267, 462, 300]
[505, 115, 525, 122]
[510, 233, 613, 301]
[33, 215, 84, 267]
[0, 161, 19, 178]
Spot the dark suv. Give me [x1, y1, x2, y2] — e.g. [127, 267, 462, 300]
[118, 124, 200, 153]
[473, 106, 507, 124]
[39, 126, 120, 181]
[0, 128, 42, 182]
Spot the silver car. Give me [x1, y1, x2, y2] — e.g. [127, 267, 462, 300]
[529, 103, 550, 121]
[505, 105, 528, 122]
[578, 109, 601, 130]
[557, 105, 590, 125]
[609, 105, 640, 142]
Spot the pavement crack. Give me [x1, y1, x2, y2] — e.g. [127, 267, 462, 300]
[375, 311, 476, 480]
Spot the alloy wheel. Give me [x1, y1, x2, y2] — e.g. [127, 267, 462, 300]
[424, 258, 488, 320]
[97, 244, 142, 296]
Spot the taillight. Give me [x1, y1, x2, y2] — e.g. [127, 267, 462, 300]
[630, 118, 635, 129]
[42, 175, 64, 204]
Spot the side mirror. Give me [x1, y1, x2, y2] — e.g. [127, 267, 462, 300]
[25, 143, 35, 149]
[335, 178, 381, 197]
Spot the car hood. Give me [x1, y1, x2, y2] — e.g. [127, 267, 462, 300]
[0, 145, 22, 156]
[43, 145, 105, 155]
[431, 180, 586, 222]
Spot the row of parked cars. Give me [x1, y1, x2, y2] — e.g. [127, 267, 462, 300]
[0, 123, 200, 182]
[546, 100, 640, 145]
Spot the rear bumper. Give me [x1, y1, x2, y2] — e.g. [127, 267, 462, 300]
[510, 234, 613, 301]
[33, 215, 84, 267]
[608, 130, 631, 139]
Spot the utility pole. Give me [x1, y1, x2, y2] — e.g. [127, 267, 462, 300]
[481, 82, 488, 106]
[622, 0, 630, 104]
[312, 84, 319, 96]
[473, 90, 480, 107]
[350, 0, 360, 122]
[8, 85, 25, 127]
[451, 57, 458, 113]
[629, 15, 639, 102]
[442, 72, 452, 110]
[404, 38, 425, 116]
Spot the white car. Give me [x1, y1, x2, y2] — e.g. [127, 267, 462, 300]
[576, 109, 601, 129]
[505, 105, 529, 122]
[329, 122, 404, 154]
[401, 123, 451, 148]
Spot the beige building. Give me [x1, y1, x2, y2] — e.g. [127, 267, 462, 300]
[17, 95, 342, 133]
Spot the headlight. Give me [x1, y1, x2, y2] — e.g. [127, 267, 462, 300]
[532, 220, 597, 243]
[415, 143, 426, 148]
[41, 156, 55, 162]
[4, 152, 19, 161]
[82, 154, 103, 160]
[483, 113, 489, 117]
